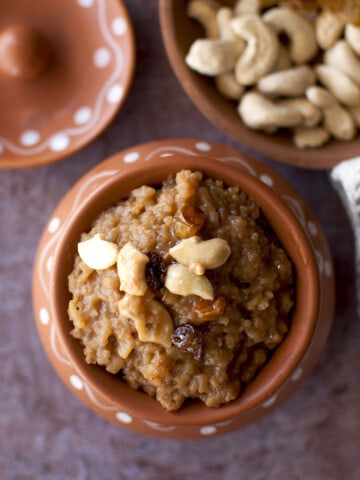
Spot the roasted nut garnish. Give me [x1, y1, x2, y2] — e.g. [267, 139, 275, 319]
[145, 252, 167, 292]
[171, 324, 203, 360]
[118, 293, 173, 349]
[77, 233, 119, 270]
[173, 205, 206, 239]
[117, 242, 149, 296]
[165, 263, 214, 300]
[169, 236, 231, 274]
[192, 296, 226, 323]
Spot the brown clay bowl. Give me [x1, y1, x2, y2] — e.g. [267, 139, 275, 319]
[32, 139, 334, 439]
[159, 0, 360, 170]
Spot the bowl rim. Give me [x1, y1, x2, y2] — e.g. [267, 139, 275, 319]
[49, 154, 320, 425]
[158, 0, 356, 170]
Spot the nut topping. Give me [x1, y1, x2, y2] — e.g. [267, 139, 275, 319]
[117, 242, 149, 296]
[77, 233, 119, 270]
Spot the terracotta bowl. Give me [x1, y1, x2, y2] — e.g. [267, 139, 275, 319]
[159, 0, 360, 170]
[32, 139, 335, 439]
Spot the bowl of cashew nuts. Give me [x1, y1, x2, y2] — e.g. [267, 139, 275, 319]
[159, 0, 360, 169]
[32, 139, 335, 438]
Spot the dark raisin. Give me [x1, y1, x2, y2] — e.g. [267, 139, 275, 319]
[171, 324, 203, 360]
[239, 282, 250, 289]
[145, 252, 167, 292]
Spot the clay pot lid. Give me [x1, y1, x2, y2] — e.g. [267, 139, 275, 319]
[0, 0, 136, 169]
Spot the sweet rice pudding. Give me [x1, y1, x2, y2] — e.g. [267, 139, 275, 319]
[68, 170, 294, 411]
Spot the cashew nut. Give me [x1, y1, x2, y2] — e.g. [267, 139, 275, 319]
[345, 24, 360, 57]
[118, 293, 173, 349]
[315, 64, 360, 107]
[307, 86, 357, 141]
[234, 0, 261, 15]
[257, 65, 315, 97]
[214, 72, 244, 100]
[169, 236, 230, 274]
[77, 233, 119, 270]
[306, 86, 337, 109]
[239, 91, 302, 130]
[187, 0, 220, 39]
[324, 40, 360, 87]
[262, 7, 318, 64]
[323, 104, 357, 141]
[277, 98, 321, 128]
[185, 38, 241, 76]
[117, 242, 149, 296]
[293, 127, 330, 149]
[350, 105, 360, 127]
[231, 14, 279, 86]
[315, 9, 346, 50]
[165, 264, 214, 300]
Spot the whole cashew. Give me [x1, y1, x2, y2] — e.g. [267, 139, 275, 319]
[315, 64, 360, 107]
[262, 7, 318, 64]
[239, 91, 302, 130]
[165, 264, 214, 300]
[234, 0, 261, 15]
[187, 0, 221, 39]
[315, 10, 346, 50]
[169, 236, 231, 273]
[306, 87, 356, 141]
[345, 24, 360, 57]
[324, 40, 360, 88]
[215, 72, 244, 100]
[231, 14, 279, 86]
[185, 38, 241, 76]
[306, 86, 337, 109]
[277, 98, 322, 128]
[118, 293, 173, 349]
[293, 127, 330, 149]
[350, 105, 360, 127]
[257, 65, 315, 97]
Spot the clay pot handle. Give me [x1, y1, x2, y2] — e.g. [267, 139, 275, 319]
[0, 25, 51, 80]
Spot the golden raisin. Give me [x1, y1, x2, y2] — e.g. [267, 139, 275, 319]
[173, 205, 206, 239]
[192, 296, 226, 323]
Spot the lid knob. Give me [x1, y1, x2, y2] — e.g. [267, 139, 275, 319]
[0, 25, 51, 80]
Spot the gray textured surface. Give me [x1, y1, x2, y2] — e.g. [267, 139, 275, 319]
[1, 1, 360, 479]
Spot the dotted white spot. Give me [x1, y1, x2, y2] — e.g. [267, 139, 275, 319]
[77, 0, 94, 7]
[73, 107, 92, 125]
[291, 367, 303, 382]
[70, 374, 84, 390]
[260, 174, 274, 187]
[123, 151, 139, 163]
[20, 130, 41, 147]
[46, 256, 53, 273]
[49, 133, 70, 152]
[93, 47, 111, 68]
[195, 141, 211, 152]
[116, 412, 133, 424]
[307, 221, 318, 236]
[324, 261, 333, 277]
[262, 395, 278, 408]
[200, 425, 217, 436]
[48, 217, 60, 233]
[106, 84, 124, 104]
[160, 153, 174, 158]
[39, 307, 50, 325]
[112, 17, 128, 36]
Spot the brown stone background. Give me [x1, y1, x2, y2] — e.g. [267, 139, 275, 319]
[1, 1, 359, 479]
